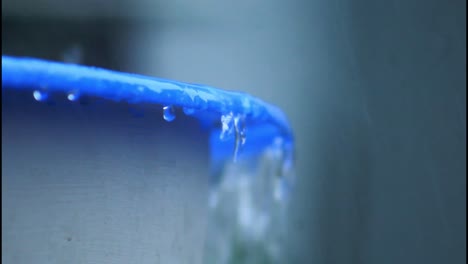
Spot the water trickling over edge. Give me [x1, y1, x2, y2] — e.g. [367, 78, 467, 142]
[2, 55, 295, 263]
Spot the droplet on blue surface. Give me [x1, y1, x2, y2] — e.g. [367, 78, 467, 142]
[163, 105, 176, 122]
[67, 91, 80, 101]
[33, 90, 48, 102]
[183, 107, 195, 116]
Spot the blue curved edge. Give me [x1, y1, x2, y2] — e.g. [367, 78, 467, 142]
[2, 55, 294, 164]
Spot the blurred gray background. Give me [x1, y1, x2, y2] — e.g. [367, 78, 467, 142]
[2, 0, 466, 263]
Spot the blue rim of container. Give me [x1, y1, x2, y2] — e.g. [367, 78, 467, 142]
[2, 55, 294, 165]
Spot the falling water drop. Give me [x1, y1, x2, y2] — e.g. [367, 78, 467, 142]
[33, 90, 48, 102]
[67, 91, 80, 101]
[163, 105, 176, 122]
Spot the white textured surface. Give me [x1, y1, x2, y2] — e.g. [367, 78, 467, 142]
[2, 95, 210, 263]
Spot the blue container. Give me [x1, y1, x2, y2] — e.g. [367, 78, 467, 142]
[2, 56, 295, 263]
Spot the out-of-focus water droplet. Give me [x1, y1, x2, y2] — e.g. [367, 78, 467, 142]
[62, 44, 83, 64]
[33, 90, 48, 102]
[163, 105, 176, 122]
[183, 107, 195, 116]
[67, 91, 80, 101]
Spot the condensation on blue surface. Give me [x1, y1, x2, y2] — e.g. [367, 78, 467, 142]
[2, 56, 293, 163]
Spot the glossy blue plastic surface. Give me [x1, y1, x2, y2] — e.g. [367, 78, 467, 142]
[2, 55, 294, 162]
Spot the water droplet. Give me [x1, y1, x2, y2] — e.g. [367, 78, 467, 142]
[67, 91, 80, 101]
[62, 44, 83, 64]
[163, 105, 176, 122]
[183, 107, 195, 116]
[33, 90, 48, 102]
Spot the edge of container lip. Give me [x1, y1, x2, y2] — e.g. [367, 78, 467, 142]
[1, 55, 294, 146]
